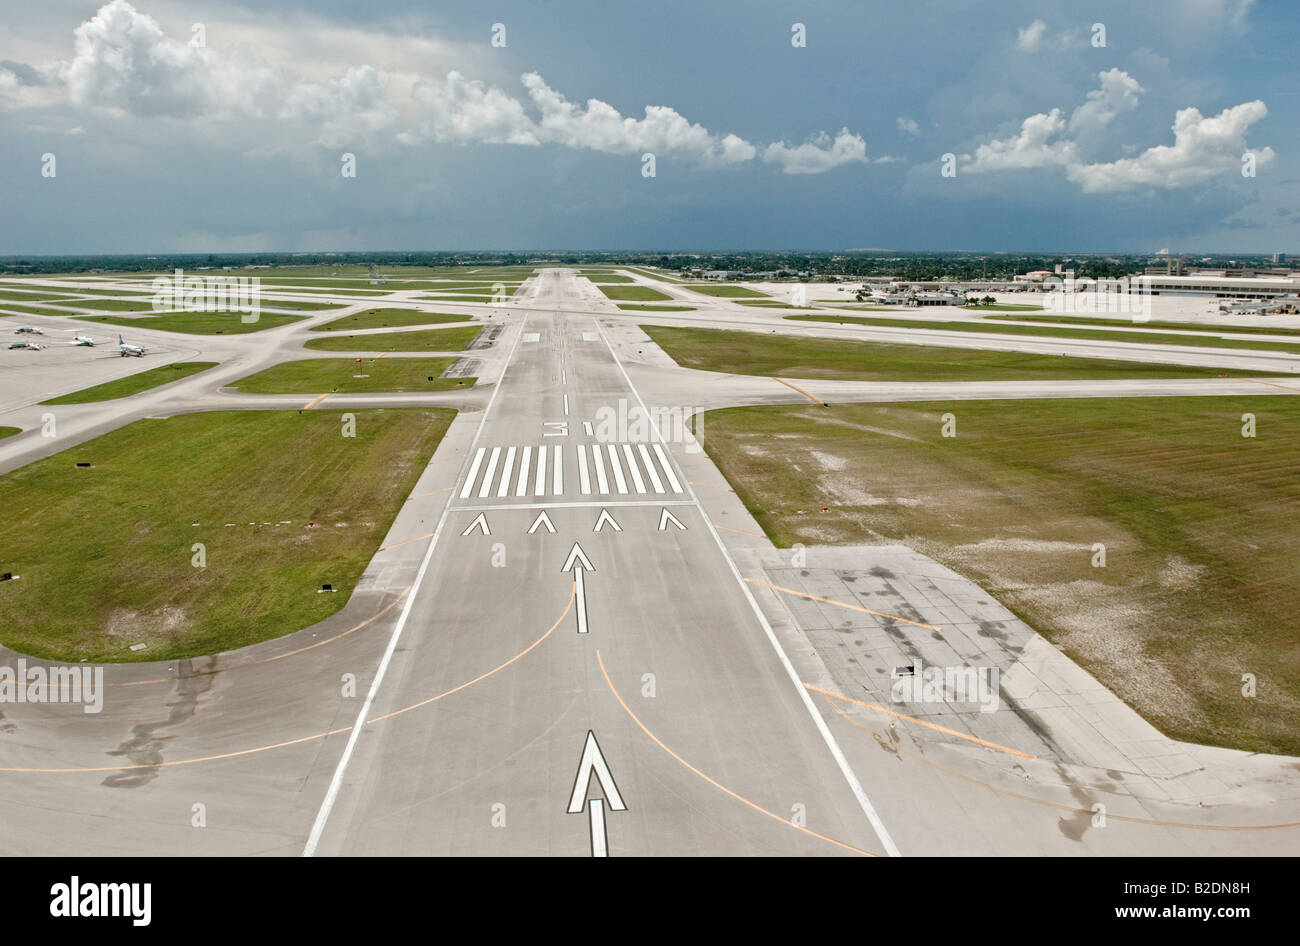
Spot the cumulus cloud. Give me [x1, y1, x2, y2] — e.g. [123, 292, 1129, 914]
[963, 70, 1272, 193]
[281, 66, 398, 147]
[407, 71, 539, 146]
[762, 129, 868, 174]
[1067, 100, 1274, 192]
[1016, 20, 1048, 52]
[897, 116, 920, 136]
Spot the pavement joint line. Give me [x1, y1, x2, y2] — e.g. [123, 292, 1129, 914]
[811, 685, 1035, 759]
[595, 650, 877, 857]
[595, 316, 902, 858]
[775, 377, 825, 404]
[301, 312, 528, 857]
[827, 702, 1300, 832]
[748, 578, 943, 632]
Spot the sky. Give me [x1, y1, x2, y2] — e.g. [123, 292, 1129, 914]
[0, 0, 1295, 254]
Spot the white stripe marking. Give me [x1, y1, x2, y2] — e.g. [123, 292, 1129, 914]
[563, 394, 570, 415]
[535, 445, 547, 497]
[606, 444, 628, 494]
[478, 446, 501, 499]
[621, 444, 646, 493]
[637, 443, 664, 493]
[497, 446, 516, 498]
[577, 444, 592, 495]
[553, 443, 563, 495]
[516, 445, 532, 497]
[591, 442, 609, 494]
[589, 799, 607, 857]
[652, 443, 683, 493]
[459, 446, 486, 499]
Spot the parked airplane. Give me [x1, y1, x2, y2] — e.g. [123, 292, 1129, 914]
[70, 335, 96, 347]
[8, 341, 43, 350]
[13, 326, 43, 335]
[118, 335, 145, 357]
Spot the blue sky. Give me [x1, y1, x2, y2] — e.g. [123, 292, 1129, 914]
[0, 0, 1294, 253]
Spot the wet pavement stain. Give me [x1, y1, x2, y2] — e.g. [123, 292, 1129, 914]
[102, 658, 216, 788]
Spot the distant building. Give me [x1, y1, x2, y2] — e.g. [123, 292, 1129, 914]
[1013, 270, 1053, 283]
[1132, 273, 1300, 298]
[1274, 252, 1289, 264]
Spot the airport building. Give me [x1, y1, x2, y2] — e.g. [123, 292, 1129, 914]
[1130, 273, 1300, 298]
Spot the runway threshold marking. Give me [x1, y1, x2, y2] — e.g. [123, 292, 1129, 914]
[775, 378, 824, 404]
[747, 579, 943, 632]
[810, 685, 1035, 758]
[824, 701, 1300, 832]
[594, 650, 876, 856]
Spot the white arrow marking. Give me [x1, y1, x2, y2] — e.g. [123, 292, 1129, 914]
[588, 798, 608, 857]
[527, 509, 556, 534]
[658, 507, 686, 531]
[561, 542, 593, 572]
[567, 730, 626, 813]
[460, 512, 490, 536]
[593, 508, 622, 532]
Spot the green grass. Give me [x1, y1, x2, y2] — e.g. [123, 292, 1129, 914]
[737, 300, 810, 309]
[986, 314, 1300, 338]
[598, 285, 673, 302]
[785, 314, 1300, 355]
[0, 290, 77, 302]
[643, 325, 1268, 382]
[616, 304, 696, 312]
[53, 298, 159, 312]
[962, 303, 1045, 311]
[313, 309, 473, 332]
[41, 362, 219, 405]
[0, 426, 19, 440]
[304, 326, 482, 352]
[0, 409, 454, 661]
[623, 267, 687, 283]
[418, 295, 500, 304]
[695, 397, 1300, 755]
[683, 284, 769, 298]
[0, 304, 74, 317]
[582, 274, 635, 283]
[81, 312, 304, 334]
[231, 358, 473, 394]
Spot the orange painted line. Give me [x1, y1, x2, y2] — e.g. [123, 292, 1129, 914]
[0, 589, 573, 774]
[408, 486, 453, 500]
[1244, 378, 1300, 394]
[378, 532, 435, 553]
[775, 377, 824, 404]
[827, 701, 1300, 832]
[595, 649, 877, 857]
[810, 684, 1035, 759]
[112, 585, 414, 688]
[714, 524, 764, 539]
[367, 584, 574, 724]
[302, 393, 331, 410]
[746, 578, 943, 632]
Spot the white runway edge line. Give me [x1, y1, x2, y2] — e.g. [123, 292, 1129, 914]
[595, 318, 903, 858]
[302, 314, 530, 857]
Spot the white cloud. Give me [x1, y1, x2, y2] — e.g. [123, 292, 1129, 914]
[1016, 19, 1048, 52]
[1068, 68, 1144, 136]
[281, 66, 398, 147]
[965, 109, 1078, 172]
[1067, 100, 1274, 192]
[897, 116, 920, 136]
[407, 71, 539, 146]
[762, 129, 868, 174]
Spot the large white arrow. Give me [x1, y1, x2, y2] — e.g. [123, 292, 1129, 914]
[658, 507, 686, 531]
[593, 508, 622, 532]
[567, 730, 626, 857]
[460, 513, 490, 536]
[562, 542, 594, 635]
[527, 509, 556, 534]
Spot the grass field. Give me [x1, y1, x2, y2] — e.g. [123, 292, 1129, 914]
[695, 397, 1300, 755]
[313, 309, 473, 332]
[642, 325, 1265, 382]
[623, 267, 688, 283]
[0, 303, 79, 317]
[0, 290, 77, 302]
[0, 409, 454, 661]
[231, 357, 471, 393]
[304, 326, 482, 352]
[963, 303, 1045, 311]
[737, 301, 810, 309]
[82, 312, 304, 334]
[987, 314, 1300, 337]
[41, 362, 218, 405]
[683, 284, 769, 298]
[616, 304, 696, 312]
[0, 426, 18, 440]
[53, 298, 160, 312]
[582, 274, 635, 283]
[785, 314, 1300, 355]
[597, 285, 672, 302]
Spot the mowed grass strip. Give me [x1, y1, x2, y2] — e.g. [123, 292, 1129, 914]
[683, 284, 768, 298]
[695, 397, 1300, 755]
[616, 304, 696, 311]
[41, 362, 219, 404]
[0, 290, 77, 302]
[313, 309, 472, 332]
[785, 313, 1300, 355]
[304, 326, 482, 352]
[82, 312, 304, 334]
[987, 313, 1300, 338]
[643, 325, 1269, 381]
[231, 357, 471, 393]
[598, 285, 672, 302]
[0, 426, 19, 440]
[0, 409, 454, 661]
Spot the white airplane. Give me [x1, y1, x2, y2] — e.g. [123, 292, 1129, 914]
[70, 335, 96, 347]
[118, 334, 145, 357]
[13, 326, 44, 335]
